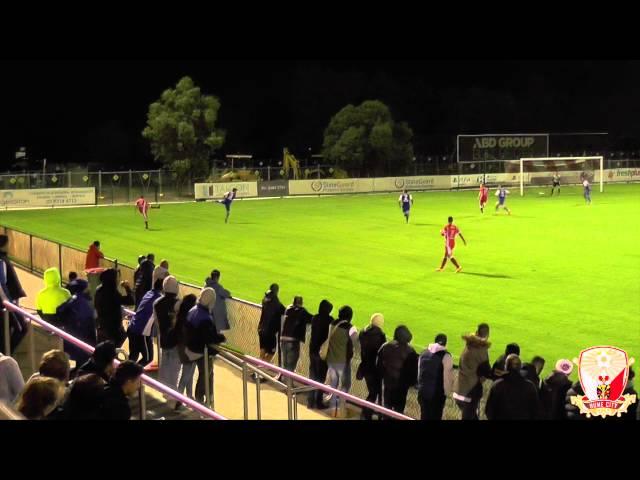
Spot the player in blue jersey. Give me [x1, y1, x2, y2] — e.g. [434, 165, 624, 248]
[398, 189, 414, 223]
[582, 178, 592, 205]
[216, 188, 238, 223]
[495, 186, 511, 215]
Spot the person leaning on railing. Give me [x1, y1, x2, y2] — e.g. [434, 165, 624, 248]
[154, 276, 182, 398]
[98, 360, 144, 421]
[184, 288, 226, 405]
[15, 376, 65, 420]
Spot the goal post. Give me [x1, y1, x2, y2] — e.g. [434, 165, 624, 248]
[519, 156, 604, 196]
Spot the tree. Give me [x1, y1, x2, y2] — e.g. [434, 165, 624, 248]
[142, 76, 225, 178]
[322, 100, 414, 176]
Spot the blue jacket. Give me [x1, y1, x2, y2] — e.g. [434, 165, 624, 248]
[128, 288, 162, 336]
[204, 278, 231, 331]
[185, 304, 225, 355]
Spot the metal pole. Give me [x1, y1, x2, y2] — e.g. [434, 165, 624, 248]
[28, 320, 36, 372]
[139, 383, 146, 420]
[98, 171, 102, 202]
[29, 235, 33, 272]
[293, 393, 298, 420]
[58, 244, 62, 278]
[268, 166, 271, 181]
[256, 375, 262, 420]
[242, 362, 249, 420]
[204, 345, 211, 408]
[67, 170, 71, 187]
[286, 376, 293, 420]
[128, 170, 132, 203]
[3, 309, 10, 356]
[158, 170, 162, 203]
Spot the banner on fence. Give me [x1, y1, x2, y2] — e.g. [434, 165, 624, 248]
[373, 176, 450, 192]
[605, 168, 640, 182]
[288, 178, 375, 195]
[0, 187, 95, 208]
[258, 180, 289, 197]
[194, 182, 258, 200]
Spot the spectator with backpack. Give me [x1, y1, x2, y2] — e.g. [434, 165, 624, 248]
[377, 325, 418, 415]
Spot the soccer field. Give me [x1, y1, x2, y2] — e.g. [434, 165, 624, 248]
[2, 184, 639, 376]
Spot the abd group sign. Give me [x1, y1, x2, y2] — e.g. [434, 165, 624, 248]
[458, 134, 549, 163]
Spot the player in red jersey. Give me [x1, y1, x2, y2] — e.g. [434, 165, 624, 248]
[135, 195, 150, 230]
[436, 216, 466, 273]
[478, 183, 489, 213]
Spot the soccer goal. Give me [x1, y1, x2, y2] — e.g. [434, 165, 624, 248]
[518, 156, 604, 196]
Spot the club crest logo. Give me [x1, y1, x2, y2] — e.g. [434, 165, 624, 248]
[570, 346, 636, 418]
[394, 179, 405, 189]
[311, 181, 323, 192]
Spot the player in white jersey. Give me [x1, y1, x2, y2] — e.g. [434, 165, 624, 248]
[216, 188, 238, 223]
[398, 189, 414, 223]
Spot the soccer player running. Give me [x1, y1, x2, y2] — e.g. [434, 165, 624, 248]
[478, 183, 489, 213]
[437, 216, 466, 272]
[550, 173, 561, 196]
[398, 189, 414, 223]
[217, 188, 238, 223]
[583, 178, 592, 205]
[135, 195, 150, 230]
[495, 185, 511, 215]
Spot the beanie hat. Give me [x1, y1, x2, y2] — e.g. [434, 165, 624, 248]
[199, 287, 216, 310]
[555, 359, 573, 376]
[370, 313, 384, 328]
[152, 266, 169, 286]
[162, 275, 179, 295]
[68, 279, 89, 296]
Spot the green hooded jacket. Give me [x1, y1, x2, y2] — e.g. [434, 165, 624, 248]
[36, 268, 71, 314]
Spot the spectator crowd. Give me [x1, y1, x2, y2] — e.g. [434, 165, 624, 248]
[1, 233, 637, 421]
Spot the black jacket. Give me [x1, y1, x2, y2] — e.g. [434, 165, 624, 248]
[309, 300, 334, 355]
[521, 363, 542, 392]
[94, 269, 134, 347]
[76, 358, 111, 383]
[377, 326, 418, 391]
[486, 371, 540, 420]
[134, 259, 154, 305]
[0, 251, 26, 301]
[99, 383, 131, 420]
[258, 293, 285, 338]
[565, 381, 587, 420]
[541, 371, 572, 420]
[154, 293, 180, 349]
[281, 305, 313, 343]
[358, 326, 386, 377]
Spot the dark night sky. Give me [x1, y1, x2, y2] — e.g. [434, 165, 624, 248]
[1, 60, 639, 169]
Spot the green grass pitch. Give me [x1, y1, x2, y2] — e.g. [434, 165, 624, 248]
[2, 184, 638, 378]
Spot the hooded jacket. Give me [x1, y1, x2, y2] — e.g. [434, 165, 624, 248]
[94, 268, 134, 346]
[358, 325, 387, 377]
[154, 289, 180, 350]
[204, 277, 231, 332]
[485, 370, 540, 420]
[376, 326, 418, 391]
[281, 304, 313, 343]
[36, 268, 71, 319]
[56, 280, 97, 349]
[454, 333, 491, 400]
[185, 289, 226, 357]
[326, 316, 358, 366]
[258, 291, 285, 338]
[309, 300, 334, 355]
[541, 371, 572, 420]
[418, 343, 454, 400]
[134, 258, 155, 305]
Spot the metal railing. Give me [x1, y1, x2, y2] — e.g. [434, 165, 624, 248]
[1, 224, 479, 420]
[2, 300, 227, 421]
[211, 344, 414, 420]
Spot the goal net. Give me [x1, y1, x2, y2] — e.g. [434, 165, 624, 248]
[518, 156, 604, 196]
